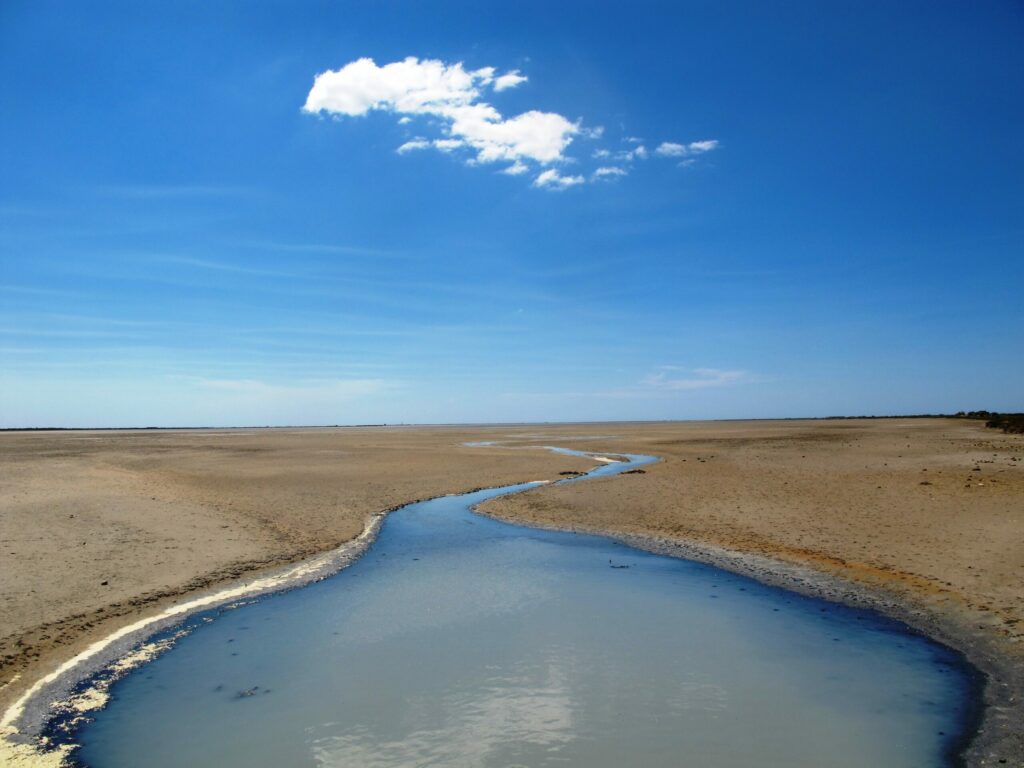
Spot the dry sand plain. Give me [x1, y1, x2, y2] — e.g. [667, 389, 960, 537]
[485, 419, 1024, 647]
[480, 418, 1024, 764]
[1, 418, 1022, 762]
[0, 427, 595, 714]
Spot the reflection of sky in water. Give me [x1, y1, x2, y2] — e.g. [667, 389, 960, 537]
[311, 657, 576, 768]
[74, 460, 974, 768]
[323, 537, 559, 646]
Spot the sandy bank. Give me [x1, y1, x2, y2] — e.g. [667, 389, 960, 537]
[1, 419, 1021, 764]
[480, 418, 1024, 764]
[0, 426, 595, 719]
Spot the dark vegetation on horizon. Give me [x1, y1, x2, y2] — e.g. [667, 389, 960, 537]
[2, 413, 1023, 432]
[819, 412, 1024, 434]
[956, 411, 1024, 434]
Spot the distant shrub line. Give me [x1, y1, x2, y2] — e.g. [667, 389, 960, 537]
[955, 411, 1024, 435]
[2, 416, 1021, 432]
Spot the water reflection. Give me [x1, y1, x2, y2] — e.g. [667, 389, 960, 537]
[74, 457, 974, 768]
[311, 657, 577, 767]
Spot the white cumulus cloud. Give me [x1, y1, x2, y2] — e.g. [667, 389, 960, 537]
[303, 56, 723, 188]
[396, 138, 430, 153]
[533, 169, 584, 189]
[303, 57, 579, 173]
[655, 142, 687, 157]
[688, 139, 719, 152]
[303, 56, 480, 116]
[655, 139, 720, 157]
[432, 138, 464, 152]
[614, 144, 648, 162]
[502, 161, 530, 175]
[593, 166, 627, 180]
[493, 70, 528, 91]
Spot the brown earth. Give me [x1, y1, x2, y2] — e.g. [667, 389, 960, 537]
[0, 426, 594, 713]
[1, 418, 1022, 762]
[479, 418, 1024, 764]
[484, 418, 1024, 649]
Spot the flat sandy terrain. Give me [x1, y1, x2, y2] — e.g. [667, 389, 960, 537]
[0, 427, 594, 712]
[481, 418, 1024, 763]
[485, 419, 1024, 649]
[2, 418, 1022, 761]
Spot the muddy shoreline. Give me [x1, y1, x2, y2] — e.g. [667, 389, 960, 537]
[1, 482, 551, 765]
[5, 463, 1012, 766]
[2, 422, 1021, 765]
[0, 427, 599, 718]
[474, 506, 1020, 767]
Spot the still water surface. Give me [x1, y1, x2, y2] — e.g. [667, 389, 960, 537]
[73, 453, 975, 767]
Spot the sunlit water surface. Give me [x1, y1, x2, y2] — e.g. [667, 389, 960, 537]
[72, 454, 975, 767]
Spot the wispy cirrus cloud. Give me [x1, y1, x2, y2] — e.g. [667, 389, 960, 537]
[592, 166, 628, 181]
[198, 377, 395, 399]
[641, 366, 746, 390]
[91, 184, 256, 199]
[158, 255, 301, 278]
[493, 70, 527, 92]
[397, 138, 431, 154]
[302, 56, 720, 189]
[233, 239, 398, 258]
[655, 139, 720, 166]
[188, 377, 398, 425]
[533, 169, 584, 189]
[496, 367, 752, 403]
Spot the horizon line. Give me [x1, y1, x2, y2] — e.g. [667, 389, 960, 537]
[0, 412, 1009, 432]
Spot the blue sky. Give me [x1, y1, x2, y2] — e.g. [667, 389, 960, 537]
[1, 1, 1022, 427]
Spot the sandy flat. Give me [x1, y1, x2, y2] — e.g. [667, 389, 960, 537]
[481, 418, 1024, 763]
[485, 419, 1024, 648]
[0, 426, 594, 713]
[1, 418, 1022, 762]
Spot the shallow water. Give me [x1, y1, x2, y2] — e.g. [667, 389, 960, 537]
[72, 453, 975, 767]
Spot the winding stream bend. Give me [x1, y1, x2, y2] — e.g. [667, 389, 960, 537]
[58, 450, 976, 767]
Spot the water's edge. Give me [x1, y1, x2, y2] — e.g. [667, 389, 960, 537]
[0, 509, 390, 766]
[476, 447, 1020, 766]
[1, 448, 1006, 766]
[474, 502, 998, 768]
[1, 453, 591, 765]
